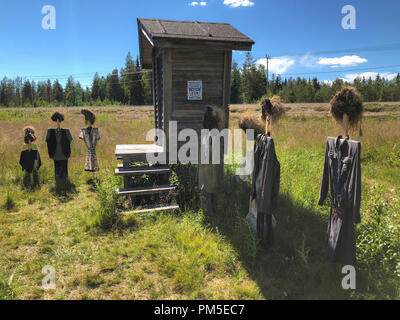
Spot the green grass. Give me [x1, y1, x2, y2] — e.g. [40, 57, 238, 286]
[0, 107, 399, 299]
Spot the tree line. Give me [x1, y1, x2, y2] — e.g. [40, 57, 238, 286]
[1, 52, 400, 108]
[0, 52, 152, 108]
[231, 53, 400, 104]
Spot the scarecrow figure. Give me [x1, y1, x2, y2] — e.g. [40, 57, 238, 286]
[19, 126, 41, 187]
[318, 86, 363, 266]
[79, 109, 100, 180]
[46, 112, 72, 180]
[239, 96, 285, 248]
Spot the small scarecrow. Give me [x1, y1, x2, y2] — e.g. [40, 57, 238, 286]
[19, 126, 41, 187]
[46, 111, 73, 180]
[79, 109, 100, 180]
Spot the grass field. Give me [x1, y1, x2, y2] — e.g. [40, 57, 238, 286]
[0, 103, 399, 300]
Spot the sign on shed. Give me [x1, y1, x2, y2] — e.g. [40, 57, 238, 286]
[187, 80, 203, 101]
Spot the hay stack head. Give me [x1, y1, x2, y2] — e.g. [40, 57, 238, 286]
[81, 109, 96, 125]
[203, 106, 225, 131]
[23, 126, 36, 144]
[260, 96, 285, 123]
[330, 86, 363, 128]
[239, 112, 264, 136]
[51, 111, 65, 123]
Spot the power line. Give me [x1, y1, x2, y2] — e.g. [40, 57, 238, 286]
[280, 64, 400, 77]
[270, 43, 400, 59]
[14, 69, 151, 81]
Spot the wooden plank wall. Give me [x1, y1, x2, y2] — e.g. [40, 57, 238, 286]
[170, 48, 226, 139]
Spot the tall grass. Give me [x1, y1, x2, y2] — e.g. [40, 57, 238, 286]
[85, 174, 121, 230]
[0, 106, 399, 299]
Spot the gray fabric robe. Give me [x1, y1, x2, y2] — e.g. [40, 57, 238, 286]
[318, 136, 361, 266]
[79, 127, 100, 172]
[252, 133, 280, 247]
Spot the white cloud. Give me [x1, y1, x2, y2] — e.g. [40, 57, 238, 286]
[189, 1, 207, 6]
[224, 0, 254, 8]
[257, 56, 295, 74]
[342, 72, 398, 82]
[318, 55, 367, 67]
[298, 53, 320, 68]
[322, 80, 333, 86]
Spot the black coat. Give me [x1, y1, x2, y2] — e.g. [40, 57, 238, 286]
[46, 129, 71, 159]
[318, 136, 362, 266]
[19, 149, 41, 174]
[252, 133, 280, 247]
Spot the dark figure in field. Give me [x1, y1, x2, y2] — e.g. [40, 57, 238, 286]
[240, 97, 284, 248]
[198, 106, 225, 215]
[19, 126, 41, 187]
[79, 109, 100, 180]
[46, 112, 72, 180]
[318, 86, 363, 266]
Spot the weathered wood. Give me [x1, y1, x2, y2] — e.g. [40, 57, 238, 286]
[123, 204, 180, 214]
[115, 166, 171, 176]
[115, 144, 166, 165]
[223, 50, 233, 128]
[163, 48, 173, 154]
[117, 185, 175, 196]
[155, 39, 253, 51]
[115, 144, 164, 156]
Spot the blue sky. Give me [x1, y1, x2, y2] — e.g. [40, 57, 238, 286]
[1, 0, 399, 87]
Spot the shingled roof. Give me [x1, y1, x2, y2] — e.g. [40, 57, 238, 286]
[138, 18, 254, 44]
[137, 18, 255, 68]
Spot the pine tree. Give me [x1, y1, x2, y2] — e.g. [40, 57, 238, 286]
[230, 62, 241, 104]
[22, 80, 33, 106]
[142, 71, 153, 105]
[52, 79, 64, 104]
[91, 73, 101, 101]
[65, 76, 77, 106]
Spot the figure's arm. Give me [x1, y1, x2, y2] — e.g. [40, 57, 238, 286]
[272, 161, 280, 211]
[251, 139, 259, 200]
[36, 150, 42, 170]
[19, 151, 24, 171]
[78, 130, 84, 140]
[67, 129, 73, 142]
[352, 143, 362, 223]
[318, 141, 330, 206]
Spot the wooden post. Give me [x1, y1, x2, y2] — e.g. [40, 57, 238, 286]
[265, 55, 270, 96]
[163, 48, 173, 159]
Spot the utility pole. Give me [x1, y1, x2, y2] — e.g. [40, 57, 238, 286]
[265, 54, 271, 96]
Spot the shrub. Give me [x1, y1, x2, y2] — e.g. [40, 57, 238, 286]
[170, 163, 200, 211]
[87, 175, 121, 230]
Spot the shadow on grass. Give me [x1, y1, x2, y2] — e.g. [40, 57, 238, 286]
[50, 178, 78, 203]
[204, 169, 354, 300]
[86, 177, 100, 193]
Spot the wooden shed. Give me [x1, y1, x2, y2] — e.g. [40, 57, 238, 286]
[114, 18, 254, 211]
[137, 18, 254, 151]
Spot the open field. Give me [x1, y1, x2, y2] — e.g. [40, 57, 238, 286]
[0, 103, 399, 300]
